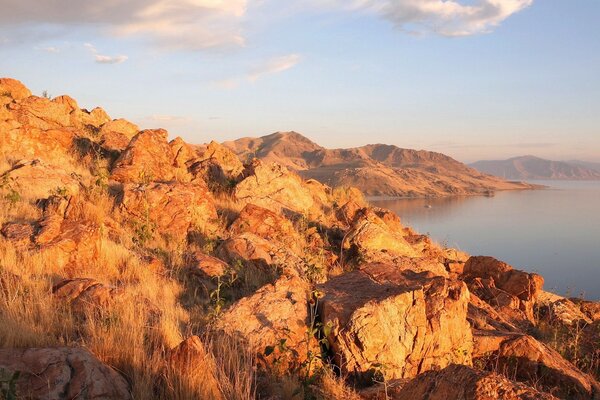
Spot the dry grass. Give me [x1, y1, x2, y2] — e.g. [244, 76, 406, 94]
[0, 193, 255, 399]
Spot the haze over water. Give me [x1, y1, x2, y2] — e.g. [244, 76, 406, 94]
[371, 181, 600, 300]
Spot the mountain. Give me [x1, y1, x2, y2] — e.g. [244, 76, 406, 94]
[470, 156, 600, 180]
[567, 160, 600, 172]
[223, 131, 536, 197]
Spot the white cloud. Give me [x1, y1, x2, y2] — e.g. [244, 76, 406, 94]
[248, 54, 301, 81]
[314, 0, 533, 36]
[85, 43, 128, 65]
[95, 54, 129, 64]
[1, 0, 247, 51]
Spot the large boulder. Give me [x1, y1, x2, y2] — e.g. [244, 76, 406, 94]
[1, 160, 81, 200]
[8, 96, 72, 130]
[186, 251, 230, 278]
[342, 208, 419, 262]
[366, 364, 558, 400]
[120, 180, 218, 240]
[216, 232, 306, 277]
[190, 141, 245, 191]
[216, 276, 316, 372]
[0, 347, 131, 399]
[111, 129, 189, 183]
[234, 160, 329, 220]
[318, 263, 472, 381]
[99, 119, 139, 152]
[52, 278, 121, 314]
[229, 203, 302, 253]
[463, 256, 544, 324]
[493, 335, 600, 399]
[0, 78, 32, 101]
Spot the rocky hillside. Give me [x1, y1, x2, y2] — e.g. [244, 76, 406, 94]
[224, 131, 537, 197]
[1, 78, 599, 399]
[470, 155, 600, 180]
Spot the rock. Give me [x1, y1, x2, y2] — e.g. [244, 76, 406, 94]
[99, 119, 139, 151]
[571, 298, 600, 322]
[342, 208, 419, 262]
[9, 96, 72, 130]
[201, 141, 245, 178]
[37, 221, 101, 271]
[463, 256, 544, 324]
[111, 129, 188, 183]
[0, 347, 131, 399]
[120, 180, 218, 240]
[234, 160, 328, 220]
[216, 276, 316, 372]
[52, 278, 121, 313]
[335, 200, 362, 225]
[187, 251, 230, 278]
[1, 222, 34, 247]
[318, 264, 472, 381]
[229, 203, 301, 252]
[0, 124, 78, 168]
[79, 107, 111, 128]
[1, 160, 80, 200]
[168, 336, 223, 400]
[494, 335, 600, 399]
[538, 297, 592, 326]
[216, 232, 305, 276]
[0, 78, 32, 102]
[373, 364, 558, 400]
[468, 293, 519, 334]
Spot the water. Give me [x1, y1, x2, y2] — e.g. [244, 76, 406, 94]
[370, 181, 600, 300]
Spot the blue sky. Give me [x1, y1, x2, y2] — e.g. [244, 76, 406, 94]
[1, 0, 598, 163]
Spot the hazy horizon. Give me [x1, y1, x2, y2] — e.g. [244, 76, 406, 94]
[1, 0, 599, 163]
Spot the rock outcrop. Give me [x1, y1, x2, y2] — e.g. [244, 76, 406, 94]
[111, 129, 189, 183]
[0, 347, 131, 400]
[462, 256, 544, 325]
[492, 335, 600, 399]
[217, 276, 316, 372]
[234, 160, 329, 220]
[366, 364, 558, 400]
[318, 263, 472, 380]
[342, 208, 419, 263]
[120, 180, 218, 239]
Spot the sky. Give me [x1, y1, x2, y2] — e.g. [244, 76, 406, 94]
[0, 0, 599, 163]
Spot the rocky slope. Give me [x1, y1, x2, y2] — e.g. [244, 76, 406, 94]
[470, 155, 600, 180]
[0, 78, 599, 399]
[224, 131, 537, 197]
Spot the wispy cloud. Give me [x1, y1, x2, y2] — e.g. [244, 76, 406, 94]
[85, 43, 128, 64]
[248, 54, 301, 81]
[212, 53, 302, 89]
[34, 46, 60, 53]
[94, 54, 128, 64]
[316, 0, 533, 36]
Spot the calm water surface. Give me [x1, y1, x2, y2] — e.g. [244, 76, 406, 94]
[370, 181, 600, 300]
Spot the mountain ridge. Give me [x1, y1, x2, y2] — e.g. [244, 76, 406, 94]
[470, 155, 600, 180]
[223, 131, 537, 197]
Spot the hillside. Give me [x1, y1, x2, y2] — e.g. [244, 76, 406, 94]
[470, 155, 600, 180]
[1, 77, 599, 399]
[224, 131, 536, 197]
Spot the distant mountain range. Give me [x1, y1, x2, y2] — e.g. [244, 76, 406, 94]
[470, 156, 600, 180]
[223, 132, 536, 197]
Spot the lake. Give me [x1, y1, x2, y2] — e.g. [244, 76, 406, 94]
[370, 181, 600, 300]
